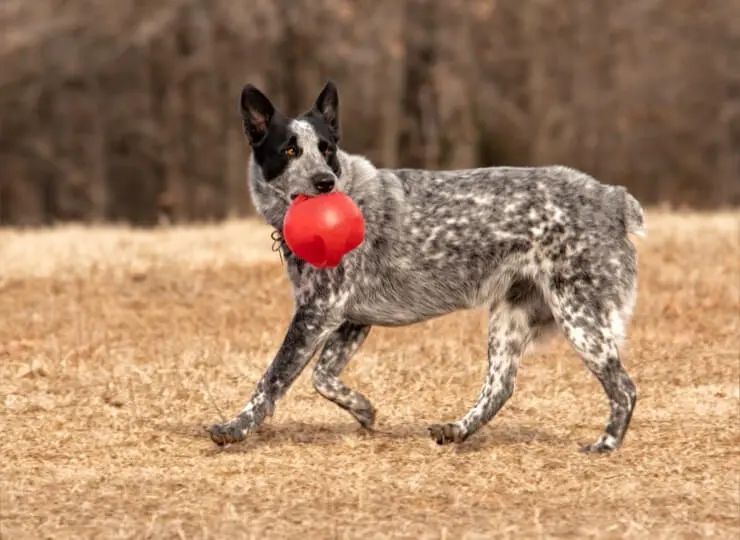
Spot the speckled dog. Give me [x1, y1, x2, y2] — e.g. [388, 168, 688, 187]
[207, 80, 647, 453]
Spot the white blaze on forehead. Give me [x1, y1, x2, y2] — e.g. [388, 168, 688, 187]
[290, 119, 320, 149]
[286, 119, 333, 179]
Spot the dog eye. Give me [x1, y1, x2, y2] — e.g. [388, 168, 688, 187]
[283, 146, 297, 157]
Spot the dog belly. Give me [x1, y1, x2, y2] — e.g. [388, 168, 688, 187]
[345, 305, 448, 327]
[344, 290, 466, 328]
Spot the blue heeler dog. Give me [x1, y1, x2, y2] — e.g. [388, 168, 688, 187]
[207, 80, 647, 453]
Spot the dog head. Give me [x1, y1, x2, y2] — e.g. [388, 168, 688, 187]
[241, 81, 345, 227]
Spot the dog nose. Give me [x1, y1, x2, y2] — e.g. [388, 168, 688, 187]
[311, 173, 335, 194]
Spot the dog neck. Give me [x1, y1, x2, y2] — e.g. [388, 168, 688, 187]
[336, 149, 380, 201]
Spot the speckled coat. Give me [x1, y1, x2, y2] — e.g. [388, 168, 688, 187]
[208, 81, 647, 453]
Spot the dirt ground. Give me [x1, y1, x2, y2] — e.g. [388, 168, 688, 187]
[1, 211, 738, 539]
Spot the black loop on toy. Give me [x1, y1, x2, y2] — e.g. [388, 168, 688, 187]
[271, 229, 285, 266]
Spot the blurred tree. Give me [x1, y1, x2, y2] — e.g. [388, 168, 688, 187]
[0, 0, 738, 226]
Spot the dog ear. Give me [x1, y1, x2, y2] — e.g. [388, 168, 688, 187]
[240, 84, 275, 146]
[313, 80, 340, 142]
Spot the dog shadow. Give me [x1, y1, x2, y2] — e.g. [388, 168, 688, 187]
[156, 420, 560, 455]
[449, 425, 561, 454]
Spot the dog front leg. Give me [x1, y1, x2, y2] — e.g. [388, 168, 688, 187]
[312, 322, 376, 428]
[208, 304, 342, 446]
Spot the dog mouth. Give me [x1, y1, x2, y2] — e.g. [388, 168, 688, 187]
[290, 193, 312, 204]
[289, 189, 337, 202]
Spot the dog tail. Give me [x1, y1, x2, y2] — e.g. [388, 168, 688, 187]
[616, 186, 647, 238]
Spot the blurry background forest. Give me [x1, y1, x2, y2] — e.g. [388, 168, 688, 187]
[0, 0, 738, 226]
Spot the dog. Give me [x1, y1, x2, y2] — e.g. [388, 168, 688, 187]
[207, 80, 647, 453]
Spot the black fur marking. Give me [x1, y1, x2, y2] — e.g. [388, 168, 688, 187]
[298, 110, 342, 177]
[246, 113, 297, 181]
[312, 80, 340, 141]
[240, 85, 275, 145]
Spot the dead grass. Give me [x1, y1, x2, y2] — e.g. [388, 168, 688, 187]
[1, 210, 739, 539]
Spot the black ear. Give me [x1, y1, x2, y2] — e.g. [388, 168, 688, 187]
[240, 84, 275, 146]
[313, 80, 340, 141]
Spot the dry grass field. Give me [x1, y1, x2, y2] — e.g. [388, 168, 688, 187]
[1, 211, 738, 539]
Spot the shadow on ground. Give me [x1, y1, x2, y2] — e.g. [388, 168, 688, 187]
[152, 419, 563, 455]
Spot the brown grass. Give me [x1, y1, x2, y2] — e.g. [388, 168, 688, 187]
[1, 211, 739, 539]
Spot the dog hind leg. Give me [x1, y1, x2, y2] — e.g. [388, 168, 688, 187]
[312, 322, 376, 428]
[546, 267, 638, 453]
[429, 285, 546, 445]
[551, 291, 637, 453]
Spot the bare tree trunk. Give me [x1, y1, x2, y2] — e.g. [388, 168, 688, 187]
[176, 10, 198, 220]
[524, 0, 548, 164]
[440, 1, 478, 169]
[400, 0, 439, 169]
[85, 69, 108, 222]
[377, 0, 405, 169]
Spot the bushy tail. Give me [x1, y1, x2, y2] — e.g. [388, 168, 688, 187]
[619, 187, 647, 238]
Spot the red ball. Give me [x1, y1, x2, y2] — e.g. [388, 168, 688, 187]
[282, 192, 365, 268]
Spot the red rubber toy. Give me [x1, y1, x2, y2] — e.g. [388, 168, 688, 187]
[282, 192, 365, 268]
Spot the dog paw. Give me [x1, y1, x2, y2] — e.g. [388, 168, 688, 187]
[580, 434, 619, 454]
[353, 405, 376, 430]
[206, 421, 248, 446]
[428, 423, 465, 445]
